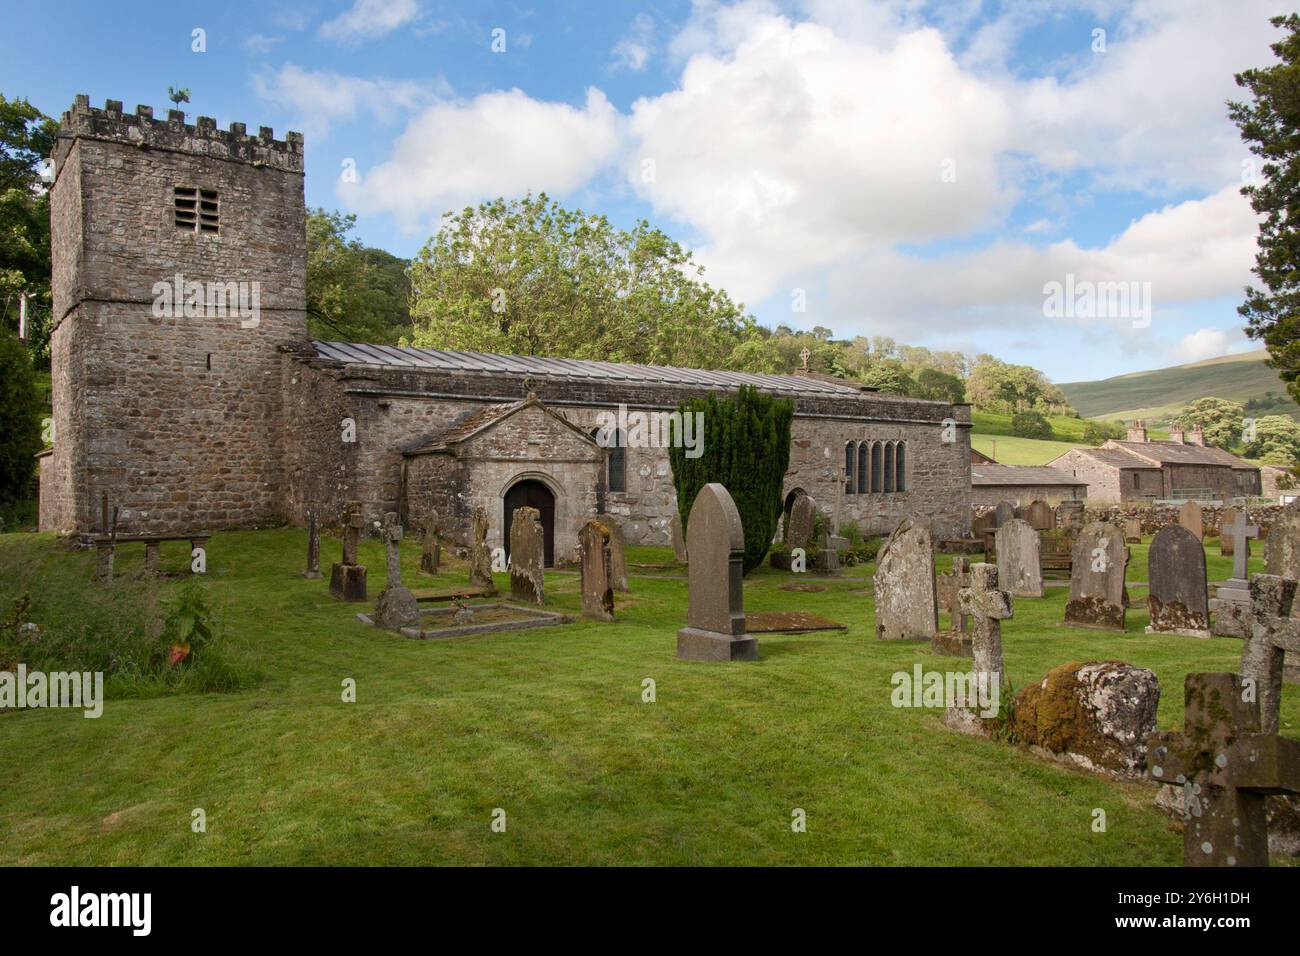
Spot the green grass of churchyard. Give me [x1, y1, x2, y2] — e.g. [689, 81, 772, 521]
[0, 528, 1294, 866]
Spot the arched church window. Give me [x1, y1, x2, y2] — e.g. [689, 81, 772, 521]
[884, 442, 896, 493]
[857, 442, 868, 494]
[895, 442, 906, 492]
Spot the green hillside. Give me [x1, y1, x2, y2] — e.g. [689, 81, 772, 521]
[1059, 350, 1300, 424]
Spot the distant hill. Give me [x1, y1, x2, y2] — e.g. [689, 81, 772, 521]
[1058, 350, 1300, 424]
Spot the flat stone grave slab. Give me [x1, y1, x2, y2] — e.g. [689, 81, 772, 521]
[410, 585, 494, 603]
[744, 611, 847, 633]
[358, 602, 571, 640]
[778, 583, 828, 592]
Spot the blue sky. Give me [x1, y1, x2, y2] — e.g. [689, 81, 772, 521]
[0, 0, 1286, 382]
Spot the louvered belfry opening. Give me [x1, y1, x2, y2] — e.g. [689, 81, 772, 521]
[174, 186, 219, 233]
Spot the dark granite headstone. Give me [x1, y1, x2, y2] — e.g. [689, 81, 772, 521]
[1063, 521, 1127, 630]
[1147, 525, 1209, 635]
[676, 483, 755, 661]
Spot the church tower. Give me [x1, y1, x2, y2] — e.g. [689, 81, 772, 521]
[40, 96, 308, 534]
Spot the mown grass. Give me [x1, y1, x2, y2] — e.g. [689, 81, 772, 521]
[0, 528, 1294, 866]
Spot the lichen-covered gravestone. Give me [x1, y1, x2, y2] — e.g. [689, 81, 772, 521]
[874, 518, 938, 642]
[993, 501, 1015, 528]
[606, 518, 629, 593]
[329, 500, 367, 602]
[670, 513, 687, 563]
[419, 512, 441, 575]
[509, 506, 545, 605]
[1146, 525, 1209, 636]
[942, 563, 1012, 736]
[1024, 500, 1054, 531]
[1210, 510, 1257, 638]
[1124, 518, 1142, 544]
[1178, 500, 1204, 541]
[579, 519, 615, 621]
[995, 518, 1043, 598]
[676, 483, 755, 661]
[1218, 506, 1239, 556]
[933, 557, 972, 657]
[372, 512, 420, 629]
[468, 506, 497, 596]
[786, 495, 817, 551]
[1264, 499, 1300, 681]
[1063, 521, 1127, 631]
[303, 510, 322, 579]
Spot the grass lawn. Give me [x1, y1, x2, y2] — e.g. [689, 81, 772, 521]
[0, 528, 1294, 866]
[970, 433, 1082, 465]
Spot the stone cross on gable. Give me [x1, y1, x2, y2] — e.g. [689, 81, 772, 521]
[957, 562, 1012, 685]
[799, 347, 810, 370]
[1224, 510, 1259, 583]
[1148, 671, 1300, 867]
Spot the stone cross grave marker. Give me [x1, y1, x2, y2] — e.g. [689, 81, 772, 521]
[420, 511, 441, 575]
[509, 506, 545, 605]
[1240, 574, 1300, 732]
[1146, 525, 1210, 636]
[676, 483, 756, 661]
[933, 557, 972, 657]
[873, 518, 938, 641]
[468, 506, 496, 596]
[373, 511, 420, 629]
[1148, 671, 1300, 867]
[579, 519, 615, 621]
[944, 563, 1013, 735]
[1218, 506, 1239, 557]
[303, 510, 322, 579]
[607, 518, 629, 593]
[329, 500, 367, 602]
[1024, 500, 1054, 531]
[1178, 500, 1204, 540]
[995, 518, 1043, 598]
[1063, 521, 1127, 631]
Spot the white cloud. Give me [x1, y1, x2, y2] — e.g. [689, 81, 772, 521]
[252, 64, 438, 136]
[612, 13, 655, 72]
[242, 34, 280, 56]
[319, 0, 420, 42]
[340, 88, 623, 229]
[1170, 327, 1252, 363]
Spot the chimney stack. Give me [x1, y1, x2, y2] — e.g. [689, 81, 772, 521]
[1126, 420, 1148, 443]
[1186, 423, 1205, 446]
[1168, 422, 1184, 444]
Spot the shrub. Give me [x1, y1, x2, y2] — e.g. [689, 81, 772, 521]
[0, 334, 43, 506]
[1011, 410, 1053, 440]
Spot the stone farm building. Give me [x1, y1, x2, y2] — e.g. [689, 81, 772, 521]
[36, 97, 974, 562]
[1047, 421, 1261, 504]
[970, 461, 1087, 509]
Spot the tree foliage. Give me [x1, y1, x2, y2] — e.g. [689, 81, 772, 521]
[667, 386, 793, 575]
[408, 194, 768, 368]
[0, 95, 57, 368]
[306, 208, 411, 343]
[1177, 397, 1245, 448]
[1082, 419, 1124, 445]
[1231, 15, 1300, 403]
[0, 332, 43, 504]
[1011, 409, 1053, 440]
[966, 354, 1073, 416]
[1244, 413, 1300, 464]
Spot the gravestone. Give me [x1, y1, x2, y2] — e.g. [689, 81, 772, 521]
[1210, 510, 1258, 638]
[1024, 500, 1054, 531]
[1063, 521, 1127, 631]
[971, 511, 995, 539]
[468, 506, 497, 596]
[372, 512, 420, 629]
[303, 511, 322, 579]
[1178, 500, 1204, 541]
[676, 483, 756, 661]
[943, 563, 1013, 736]
[1146, 525, 1210, 636]
[786, 495, 817, 550]
[1124, 518, 1142, 544]
[995, 518, 1043, 598]
[1240, 574, 1300, 731]
[509, 506, 545, 605]
[1218, 506, 1239, 556]
[670, 513, 688, 563]
[1148, 672, 1300, 867]
[329, 500, 367, 602]
[814, 523, 844, 573]
[419, 512, 441, 575]
[874, 518, 938, 642]
[606, 518, 629, 592]
[933, 557, 972, 657]
[993, 501, 1015, 528]
[1265, 498, 1300, 580]
[1055, 500, 1085, 530]
[579, 519, 615, 621]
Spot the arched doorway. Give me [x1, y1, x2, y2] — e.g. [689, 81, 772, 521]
[503, 479, 556, 567]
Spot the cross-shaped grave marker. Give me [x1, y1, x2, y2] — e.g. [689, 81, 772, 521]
[1240, 574, 1300, 735]
[1224, 510, 1259, 585]
[1148, 671, 1300, 866]
[957, 562, 1012, 686]
[799, 347, 810, 370]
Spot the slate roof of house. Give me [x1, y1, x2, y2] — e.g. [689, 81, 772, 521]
[312, 341, 873, 398]
[971, 464, 1087, 487]
[1103, 440, 1257, 470]
[1060, 446, 1163, 469]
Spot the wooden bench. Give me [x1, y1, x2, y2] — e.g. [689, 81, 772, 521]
[1039, 529, 1075, 580]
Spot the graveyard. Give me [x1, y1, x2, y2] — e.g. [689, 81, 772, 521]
[1, 510, 1295, 867]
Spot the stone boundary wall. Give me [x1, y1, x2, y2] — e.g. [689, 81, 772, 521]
[973, 501, 1286, 538]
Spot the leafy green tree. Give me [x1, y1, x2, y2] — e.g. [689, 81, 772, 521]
[407, 193, 768, 368]
[306, 208, 412, 343]
[966, 354, 1074, 415]
[1082, 419, 1124, 445]
[1177, 397, 1245, 448]
[1244, 413, 1300, 464]
[0, 95, 57, 368]
[668, 386, 793, 574]
[860, 359, 915, 396]
[912, 367, 965, 403]
[0, 333, 43, 504]
[1011, 409, 1053, 440]
[1231, 15, 1300, 402]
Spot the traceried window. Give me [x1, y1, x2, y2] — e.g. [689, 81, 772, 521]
[884, 442, 896, 493]
[175, 186, 218, 233]
[871, 441, 883, 493]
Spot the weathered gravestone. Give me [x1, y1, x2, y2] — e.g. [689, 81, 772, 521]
[578, 519, 614, 621]
[874, 518, 938, 642]
[1063, 521, 1127, 631]
[329, 500, 367, 601]
[509, 506, 545, 605]
[1210, 510, 1258, 638]
[607, 518, 629, 593]
[943, 563, 1012, 736]
[933, 557, 972, 657]
[971, 511, 996, 539]
[1146, 525, 1210, 636]
[1241, 574, 1300, 729]
[1218, 506, 1239, 556]
[1055, 500, 1085, 531]
[670, 513, 688, 563]
[372, 512, 420, 629]
[1024, 500, 1054, 531]
[1264, 499, 1300, 681]
[468, 506, 497, 596]
[676, 484, 754, 661]
[1124, 518, 1142, 544]
[419, 512, 441, 575]
[1148, 671, 1300, 867]
[1178, 500, 1204, 541]
[993, 501, 1016, 528]
[303, 510, 322, 579]
[786, 495, 817, 551]
[995, 518, 1043, 598]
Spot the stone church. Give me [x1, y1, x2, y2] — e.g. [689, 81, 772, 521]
[38, 96, 972, 562]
